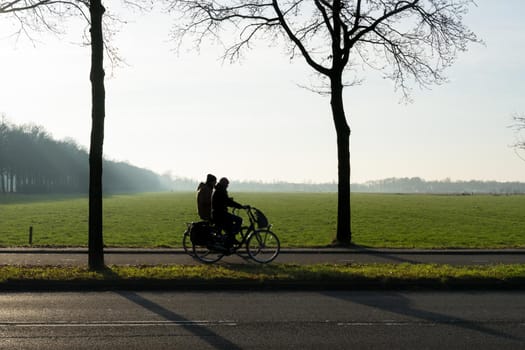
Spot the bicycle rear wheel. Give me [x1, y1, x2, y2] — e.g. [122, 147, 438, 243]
[246, 229, 280, 263]
[192, 243, 224, 263]
[182, 231, 193, 256]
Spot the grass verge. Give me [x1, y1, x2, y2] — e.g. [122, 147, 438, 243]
[1, 263, 525, 290]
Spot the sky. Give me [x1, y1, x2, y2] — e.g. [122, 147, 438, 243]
[1, 1, 524, 184]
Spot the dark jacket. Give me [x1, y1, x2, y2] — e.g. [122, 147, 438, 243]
[196, 182, 214, 221]
[211, 184, 242, 219]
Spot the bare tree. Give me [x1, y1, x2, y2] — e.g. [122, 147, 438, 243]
[166, 0, 480, 244]
[1, 0, 106, 269]
[1, 0, 151, 269]
[85, 0, 152, 270]
[86, 0, 106, 270]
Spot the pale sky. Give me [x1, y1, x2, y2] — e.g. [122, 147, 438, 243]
[1, 1, 524, 184]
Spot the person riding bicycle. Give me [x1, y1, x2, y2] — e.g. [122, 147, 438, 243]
[211, 177, 248, 248]
[196, 174, 216, 221]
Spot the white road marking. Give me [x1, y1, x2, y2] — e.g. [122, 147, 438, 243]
[337, 321, 436, 327]
[0, 320, 237, 327]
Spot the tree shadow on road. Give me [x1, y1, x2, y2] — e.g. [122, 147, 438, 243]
[346, 244, 419, 264]
[320, 291, 523, 343]
[116, 291, 242, 350]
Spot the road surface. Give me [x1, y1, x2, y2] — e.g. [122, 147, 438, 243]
[0, 291, 523, 349]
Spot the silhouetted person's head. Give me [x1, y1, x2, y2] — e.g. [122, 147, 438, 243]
[217, 177, 229, 189]
[206, 174, 217, 186]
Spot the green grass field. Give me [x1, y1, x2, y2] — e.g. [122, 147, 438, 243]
[1, 192, 524, 248]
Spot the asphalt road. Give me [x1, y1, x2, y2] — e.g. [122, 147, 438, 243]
[1, 248, 525, 266]
[0, 291, 524, 349]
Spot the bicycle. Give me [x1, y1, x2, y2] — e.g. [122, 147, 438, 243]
[182, 206, 280, 264]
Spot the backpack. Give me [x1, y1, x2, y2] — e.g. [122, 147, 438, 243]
[254, 208, 269, 228]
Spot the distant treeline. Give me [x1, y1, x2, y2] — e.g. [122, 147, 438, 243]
[353, 177, 525, 194]
[164, 176, 525, 194]
[161, 176, 339, 192]
[2, 121, 524, 195]
[0, 121, 165, 194]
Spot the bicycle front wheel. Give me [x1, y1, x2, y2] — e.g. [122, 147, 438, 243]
[246, 229, 280, 263]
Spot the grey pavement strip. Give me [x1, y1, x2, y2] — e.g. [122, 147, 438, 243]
[1, 248, 525, 255]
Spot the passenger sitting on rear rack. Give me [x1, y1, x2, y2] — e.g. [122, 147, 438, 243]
[196, 174, 216, 221]
[211, 177, 248, 247]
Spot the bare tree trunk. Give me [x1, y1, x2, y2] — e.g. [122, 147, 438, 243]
[9, 171, 14, 193]
[88, 0, 106, 270]
[330, 75, 352, 245]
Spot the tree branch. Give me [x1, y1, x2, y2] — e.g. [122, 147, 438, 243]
[166, 0, 479, 99]
[313, 0, 333, 37]
[348, 0, 420, 47]
[272, 0, 330, 76]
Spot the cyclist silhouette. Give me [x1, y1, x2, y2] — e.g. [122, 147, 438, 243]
[211, 177, 247, 247]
